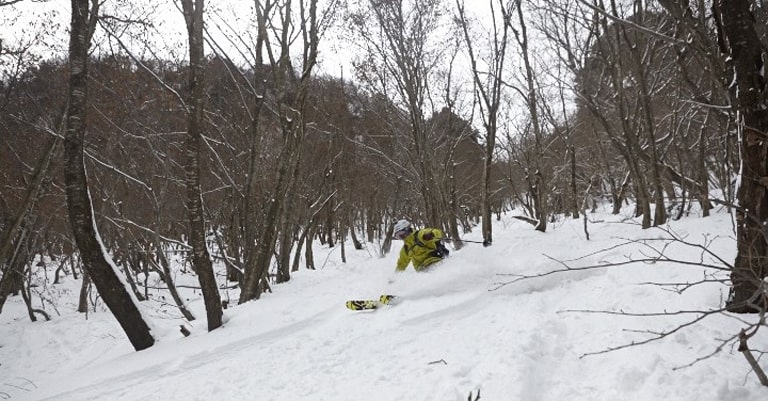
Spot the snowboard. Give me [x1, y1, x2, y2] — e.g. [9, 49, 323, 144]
[345, 294, 398, 311]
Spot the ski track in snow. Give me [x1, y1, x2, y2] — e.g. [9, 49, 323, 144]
[2, 210, 768, 401]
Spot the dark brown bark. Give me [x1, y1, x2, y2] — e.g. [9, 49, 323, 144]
[276, 215, 293, 283]
[181, 0, 223, 330]
[366, 209, 376, 243]
[65, 0, 154, 350]
[719, 0, 768, 313]
[77, 268, 89, 313]
[697, 116, 712, 217]
[305, 225, 316, 270]
[349, 211, 363, 250]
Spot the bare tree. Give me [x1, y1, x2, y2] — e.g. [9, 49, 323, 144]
[64, 0, 154, 351]
[0, 134, 60, 313]
[570, 1, 654, 228]
[611, 2, 668, 226]
[456, 0, 510, 245]
[240, 0, 322, 302]
[717, 0, 768, 313]
[509, 0, 548, 232]
[179, 0, 223, 330]
[657, 0, 730, 218]
[349, 0, 450, 228]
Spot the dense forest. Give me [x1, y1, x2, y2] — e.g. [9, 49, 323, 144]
[0, 0, 766, 362]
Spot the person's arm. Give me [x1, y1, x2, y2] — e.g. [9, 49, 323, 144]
[395, 246, 410, 271]
[418, 228, 443, 242]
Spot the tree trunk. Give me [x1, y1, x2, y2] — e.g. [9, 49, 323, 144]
[569, 145, 579, 219]
[456, 0, 507, 246]
[325, 198, 335, 248]
[366, 208, 376, 243]
[349, 211, 363, 250]
[697, 114, 712, 217]
[120, 259, 146, 302]
[615, 170, 631, 215]
[181, 0, 223, 330]
[241, 0, 268, 293]
[65, 0, 154, 351]
[305, 225, 316, 270]
[0, 135, 61, 313]
[481, 145, 494, 242]
[276, 214, 293, 284]
[77, 269, 90, 313]
[0, 231, 26, 314]
[291, 229, 307, 273]
[240, 0, 319, 302]
[720, 0, 768, 313]
[512, 2, 547, 233]
[448, 162, 463, 250]
[151, 224, 195, 322]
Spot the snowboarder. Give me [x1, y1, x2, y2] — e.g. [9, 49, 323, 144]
[392, 219, 449, 272]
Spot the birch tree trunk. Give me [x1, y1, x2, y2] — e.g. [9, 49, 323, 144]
[180, 0, 223, 330]
[64, 0, 154, 350]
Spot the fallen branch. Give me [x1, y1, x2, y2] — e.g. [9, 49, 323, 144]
[492, 226, 732, 291]
[739, 326, 768, 386]
[493, 224, 766, 378]
[511, 215, 538, 226]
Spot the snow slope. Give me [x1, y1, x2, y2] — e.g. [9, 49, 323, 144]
[2, 206, 767, 401]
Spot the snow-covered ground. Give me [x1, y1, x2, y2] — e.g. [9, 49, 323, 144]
[2, 204, 767, 401]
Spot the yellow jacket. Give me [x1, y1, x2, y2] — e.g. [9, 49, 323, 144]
[396, 228, 447, 271]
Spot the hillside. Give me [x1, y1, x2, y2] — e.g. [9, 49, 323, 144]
[1, 206, 767, 401]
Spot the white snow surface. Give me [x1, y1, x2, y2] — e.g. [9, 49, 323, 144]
[2, 206, 768, 401]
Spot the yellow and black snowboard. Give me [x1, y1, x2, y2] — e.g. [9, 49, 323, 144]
[345, 294, 398, 311]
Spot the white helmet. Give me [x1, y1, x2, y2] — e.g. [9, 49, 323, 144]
[393, 219, 411, 233]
